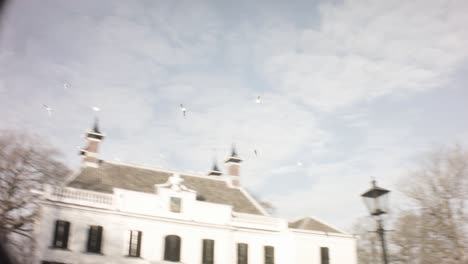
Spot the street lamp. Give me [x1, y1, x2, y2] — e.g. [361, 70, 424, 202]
[361, 180, 390, 264]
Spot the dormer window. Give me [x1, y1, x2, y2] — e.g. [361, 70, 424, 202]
[196, 194, 206, 201]
[170, 197, 181, 213]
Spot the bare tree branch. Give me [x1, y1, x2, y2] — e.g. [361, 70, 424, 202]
[0, 129, 71, 263]
[355, 144, 468, 264]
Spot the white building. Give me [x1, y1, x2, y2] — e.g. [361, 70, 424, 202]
[33, 121, 357, 264]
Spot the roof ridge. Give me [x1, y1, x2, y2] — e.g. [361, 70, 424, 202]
[299, 218, 309, 229]
[103, 160, 228, 182]
[237, 187, 269, 216]
[300, 215, 348, 234]
[69, 160, 264, 215]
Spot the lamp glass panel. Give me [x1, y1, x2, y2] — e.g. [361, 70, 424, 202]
[362, 196, 376, 214]
[376, 191, 389, 214]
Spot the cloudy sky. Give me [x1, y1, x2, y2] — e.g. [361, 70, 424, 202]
[1, 0, 468, 230]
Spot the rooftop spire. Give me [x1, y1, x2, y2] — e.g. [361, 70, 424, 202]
[231, 143, 238, 157]
[208, 158, 222, 176]
[92, 117, 101, 134]
[212, 162, 220, 172]
[225, 143, 242, 163]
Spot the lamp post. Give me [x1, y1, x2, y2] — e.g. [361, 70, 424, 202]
[361, 180, 390, 264]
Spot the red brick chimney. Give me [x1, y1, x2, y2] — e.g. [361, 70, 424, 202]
[79, 119, 105, 168]
[225, 144, 242, 186]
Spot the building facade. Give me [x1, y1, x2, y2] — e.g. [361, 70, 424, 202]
[33, 121, 357, 264]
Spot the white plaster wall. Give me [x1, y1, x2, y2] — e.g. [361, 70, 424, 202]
[291, 231, 357, 264]
[35, 204, 236, 264]
[35, 204, 356, 264]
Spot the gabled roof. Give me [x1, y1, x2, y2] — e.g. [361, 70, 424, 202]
[67, 161, 264, 215]
[288, 217, 343, 234]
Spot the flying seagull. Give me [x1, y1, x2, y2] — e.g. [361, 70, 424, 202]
[92, 106, 101, 112]
[254, 149, 258, 156]
[297, 161, 303, 166]
[180, 104, 187, 118]
[256, 96, 261, 104]
[63, 82, 70, 90]
[43, 104, 52, 117]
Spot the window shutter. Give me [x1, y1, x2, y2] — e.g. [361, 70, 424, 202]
[136, 231, 142, 257]
[53, 220, 60, 247]
[96, 226, 103, 253]
[174, 236, 181, 261]
[63, 221, 70, 249]
[129, 230, 142, 257]
[320, 247, 329, 264]
[202, 239, 214, 264]
[53, 220, 70, 249]
[237, 243, 248, 264]
[125, 230, 131, 256]
[87, 225, 103, 253]
[264, 246, 274, 264]
[87, 227, 93, 252]
[164, 235, 181, 262]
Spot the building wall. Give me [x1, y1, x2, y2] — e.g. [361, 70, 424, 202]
[35, 203, 356, 264]
[291, 231, 357, 264]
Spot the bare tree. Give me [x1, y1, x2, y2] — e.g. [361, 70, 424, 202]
[352, 217, 383, 264]
[355, 145, 468, 264]
[0, 130, 70, 260]
[390, 212, 422, 264]
[398, 144, 468, 264]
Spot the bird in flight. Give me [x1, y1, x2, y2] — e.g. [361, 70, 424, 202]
[254, 149, 258, 156]
[63, 82, 70, 90]
[256, 96, 261, 104]
[43, 104, 53, 117]
[180, 104, 187, 118]
[297, 161, 303, 166]
[92, 106, 101, 112]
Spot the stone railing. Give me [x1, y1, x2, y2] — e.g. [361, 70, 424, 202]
[44, 185, 114, 209]
[41, 185, 289, 231]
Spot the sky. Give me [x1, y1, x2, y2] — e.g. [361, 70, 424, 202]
[1, 0, 468, 231]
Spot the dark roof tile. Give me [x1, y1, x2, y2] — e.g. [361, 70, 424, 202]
[288, 217, 342, 234]
[68, 162, 263, 215]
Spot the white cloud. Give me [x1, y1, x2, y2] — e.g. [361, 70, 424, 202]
[255, 0, 468, 111]
[0, 79, 5, 93]
[1, 0, 467, 230]
[264, 126, 421, 227]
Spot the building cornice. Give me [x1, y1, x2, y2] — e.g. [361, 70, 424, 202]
[40, 200, 286, 234]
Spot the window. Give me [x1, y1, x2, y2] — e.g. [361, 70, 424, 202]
[87, 225, 103, 253]
[196, 194, 206, 201]
[202, 239, 214, 264]
[170, 197, 182, 213]
[52, 220, 70, 249]
[237, 243, 248, 264]
[320, 247, 329, 264]
[128, 230, 142, 257]
[164, 235, 181, 262]
[264, 246, 274, 264]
